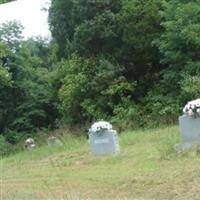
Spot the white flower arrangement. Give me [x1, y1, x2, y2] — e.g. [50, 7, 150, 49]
[25, 138, 36, 150]
[25, 138, 35, 145]
[183, 99, 200, 117]
[89, 121, 113, 133]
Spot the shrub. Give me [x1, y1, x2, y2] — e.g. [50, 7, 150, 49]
[181, 75, 200, 100]
[0, 135, 11, 156]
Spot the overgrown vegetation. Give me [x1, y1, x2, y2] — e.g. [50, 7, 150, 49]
[0, 0, 200, 149]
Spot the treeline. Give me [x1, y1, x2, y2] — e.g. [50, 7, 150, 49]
[48, 0, 200, 126]
[0, 0, 200, 148]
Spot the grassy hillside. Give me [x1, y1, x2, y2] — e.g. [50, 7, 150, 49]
[2, 126, 200, 200]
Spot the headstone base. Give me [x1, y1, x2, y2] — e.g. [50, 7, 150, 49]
[174, 142, 200, 153]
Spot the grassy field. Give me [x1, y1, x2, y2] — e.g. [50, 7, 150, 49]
[1, 126, 200, 200]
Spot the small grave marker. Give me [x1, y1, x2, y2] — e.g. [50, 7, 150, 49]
[179, 115, 200, 143]
[88, 121, 120, 156]
[47, 136, 63, 146]
[176, 99, 200, 153]
[25, 138, 36, 151]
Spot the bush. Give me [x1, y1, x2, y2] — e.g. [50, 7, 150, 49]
[143, 83, 181, 126]
[57, 54, 136, 124]
[0, 135, 11, 156]
[111, 98, 142, 130]
[181, 75, 200, 100]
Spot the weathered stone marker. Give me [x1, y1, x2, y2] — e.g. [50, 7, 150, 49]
[179, 115, 200, 143]
[88, 121, 120, 156]
[47, 136, 63, 146]
[25, 138, 36, 151]
[176, 99, 200, 153]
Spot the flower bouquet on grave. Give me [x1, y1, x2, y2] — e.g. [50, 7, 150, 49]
[89, 121, 113, 135]
[183, 99, 200, 117]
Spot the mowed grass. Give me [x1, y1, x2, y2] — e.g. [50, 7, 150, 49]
[1, 126, 200, 200]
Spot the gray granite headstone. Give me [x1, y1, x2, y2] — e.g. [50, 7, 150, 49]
[47, 136, 63, 146]
[89, 130, 120, 156]
[179, 115, 200, 143]
[25, 138, 36, 151]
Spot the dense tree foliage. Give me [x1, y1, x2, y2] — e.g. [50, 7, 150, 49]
[0, 0, 200, 151]
[144, 0, 200, 122]
[49, 0, 165, 126]
[159, 0, 200, 97]
[0, 21, 57, 144]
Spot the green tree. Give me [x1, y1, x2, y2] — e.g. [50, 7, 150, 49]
[156, 0, 200, 105]
[0, 21, 23, 50]
[0, 42, 11, 86]
[142, 0, 200, 123]
[49, 0, 122, 58]
[56, 54, 135, 123]
[49, 0, 164, 125]
[113, 0, 164, 103]
[0, 21, 57, 143]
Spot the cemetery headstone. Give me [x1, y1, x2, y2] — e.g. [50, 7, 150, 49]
[47, 136, 63, 146]
[176, 99, 200, 153]
[179, 115, 200, 143]
[25, 138, 36, 151]
[88, 121, 120, 156]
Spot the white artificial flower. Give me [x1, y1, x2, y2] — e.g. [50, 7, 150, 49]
[183, 98, 200, 116]
[90, 121, 112, 132]
[191, 104, 195, 109]
[183, 104, 189, 114]
[30, 143, 36, 148]
[188, 109, 194, 116]
[25, 138, 35, 144]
